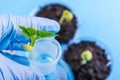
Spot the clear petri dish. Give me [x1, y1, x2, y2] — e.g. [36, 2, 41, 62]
[57, 59, 74, 80]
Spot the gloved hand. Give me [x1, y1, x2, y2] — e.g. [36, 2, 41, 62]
[0, 15, 60, 80]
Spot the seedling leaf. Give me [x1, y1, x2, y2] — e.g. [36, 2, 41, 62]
[19, 26, 36, 38]
[36, 30, 57, 39]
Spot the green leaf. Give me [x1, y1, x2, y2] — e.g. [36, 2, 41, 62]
[19, 26, 30, 38]
[26, 28, 36, 38]
[19, 26, 36, 38]
[36, 30, 57, 40]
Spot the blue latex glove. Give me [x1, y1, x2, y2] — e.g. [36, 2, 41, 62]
[0, 15, 60, 80]
[0, 15, 60, 50]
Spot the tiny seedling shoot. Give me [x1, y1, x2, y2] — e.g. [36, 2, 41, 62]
[59, 9, 73, 25]
[19, 26, 57, 58]
[81, 50, 93, 65]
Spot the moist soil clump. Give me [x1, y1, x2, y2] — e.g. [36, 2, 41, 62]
[64, 41, 111, 80]
[36, 4, 77, 44]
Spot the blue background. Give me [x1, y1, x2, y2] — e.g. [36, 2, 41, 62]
[0, 0, 120, 80]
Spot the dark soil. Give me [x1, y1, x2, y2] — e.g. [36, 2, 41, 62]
[64, 41, 111, 80]
[36, 4, 77, 44]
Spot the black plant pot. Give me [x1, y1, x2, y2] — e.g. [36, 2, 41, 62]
[33, 4, 78, 44]
[64, 37, 112, 80]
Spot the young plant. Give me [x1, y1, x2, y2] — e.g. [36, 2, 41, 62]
[19, 26, 57, 52]
[81, 50, 93, 65]
[59, 9, 73, 25]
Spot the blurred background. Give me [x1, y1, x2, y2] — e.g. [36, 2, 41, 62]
[0, 0, 120, 80]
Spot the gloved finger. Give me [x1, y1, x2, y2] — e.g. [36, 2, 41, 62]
[1, 51, 29, 66]
[7, 41, 28, 50]
[30, 17, 60, 33]
[11, 15, 60, 47]
[0, 53, 45, 80]
[10, 15, 60, 50]
[10, 15, 60, 33]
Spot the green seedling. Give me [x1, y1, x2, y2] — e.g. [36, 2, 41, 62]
[19, 26, 57, 58]
[81, 50, 93, 65]
[59, 9, 73, 25]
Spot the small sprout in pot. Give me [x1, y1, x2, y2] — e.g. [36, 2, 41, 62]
[59, 9, 73, 25]
[81, 50, 93, 65]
